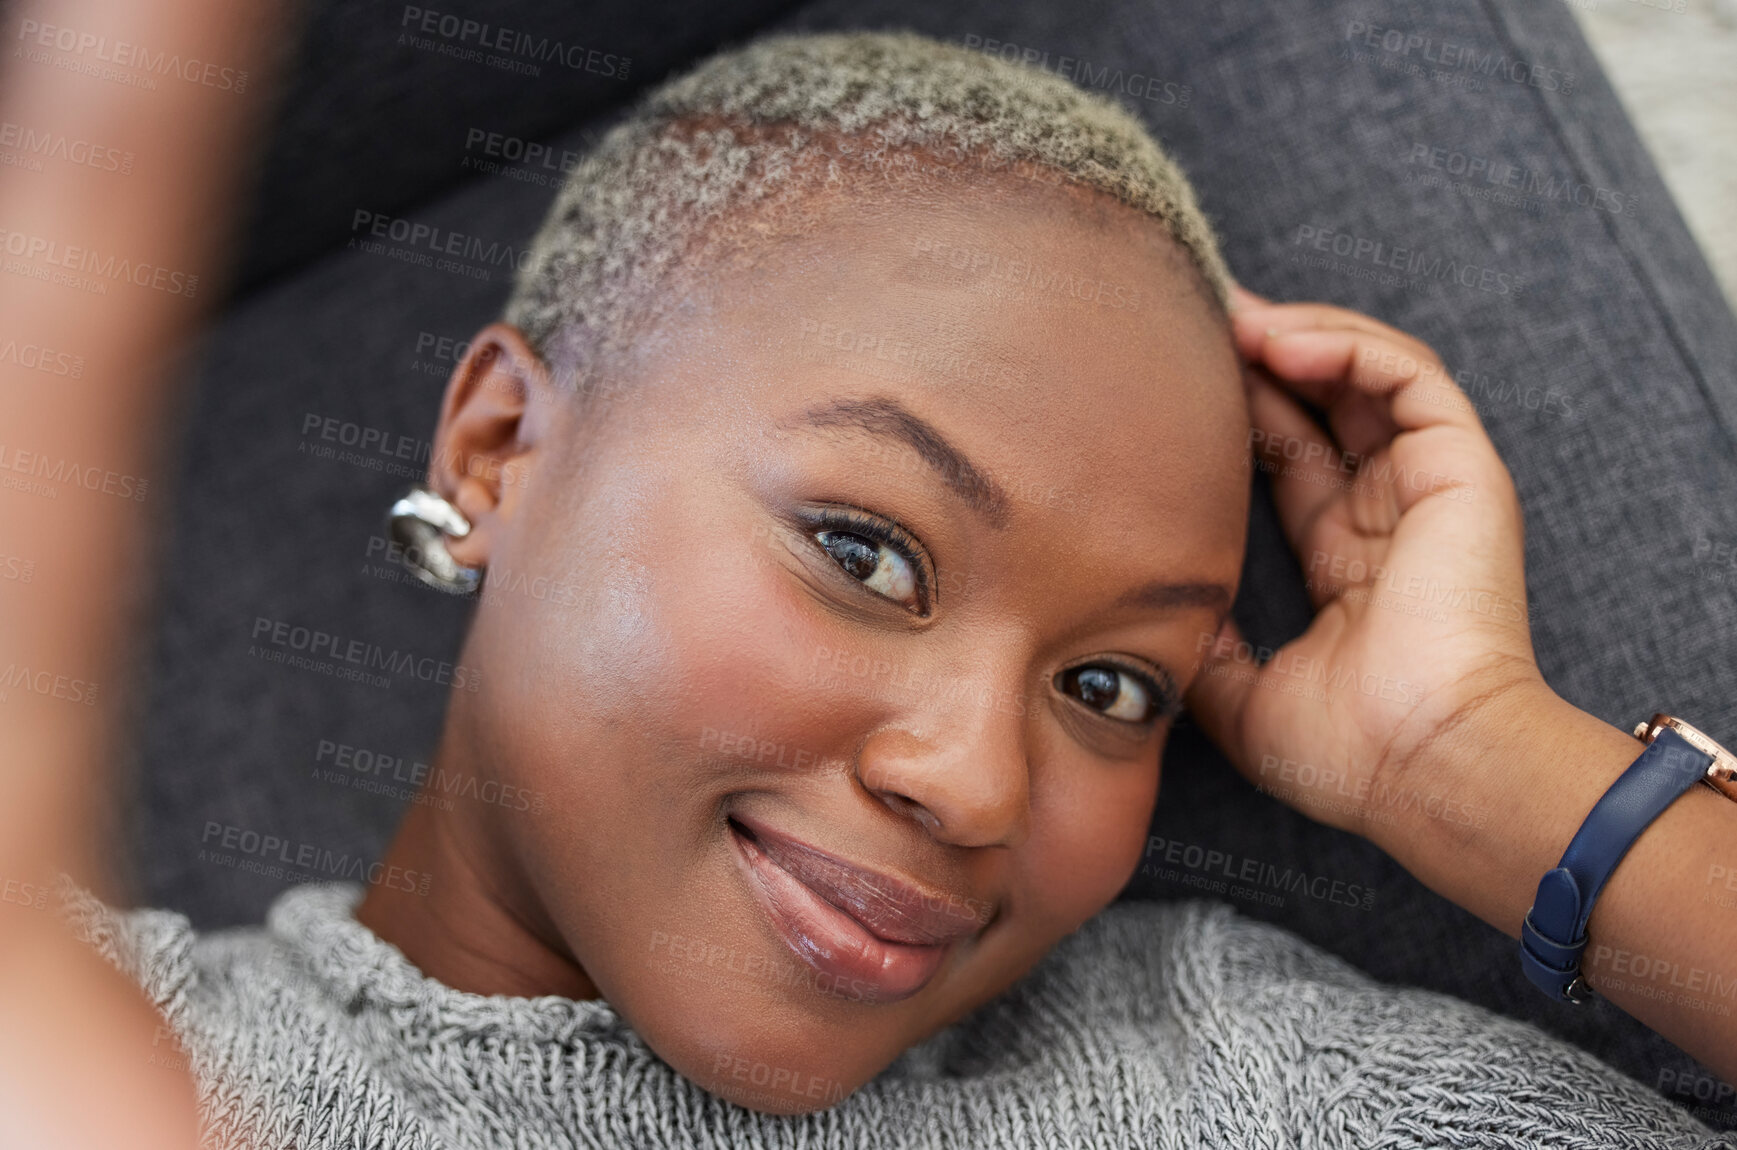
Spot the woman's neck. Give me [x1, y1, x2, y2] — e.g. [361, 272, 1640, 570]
[354, 795, 600, 1000]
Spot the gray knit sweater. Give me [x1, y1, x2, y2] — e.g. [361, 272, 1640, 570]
[69, 882, 1729, 1149]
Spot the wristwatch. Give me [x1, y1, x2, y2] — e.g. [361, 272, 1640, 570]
[1519, 713, 1737, 1003]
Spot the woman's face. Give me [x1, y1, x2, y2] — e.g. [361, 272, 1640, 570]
[431, 182, 1249, 1112]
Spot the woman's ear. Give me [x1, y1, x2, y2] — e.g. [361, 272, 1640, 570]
[426, 322, 553, 570]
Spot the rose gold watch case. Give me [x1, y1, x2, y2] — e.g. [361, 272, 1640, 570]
[1632, 713, 1737, 802]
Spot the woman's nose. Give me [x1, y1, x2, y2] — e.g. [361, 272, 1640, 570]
[853, 682, 1032, 851]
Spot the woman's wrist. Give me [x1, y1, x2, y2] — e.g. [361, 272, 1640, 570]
[1367, 680, 1737, 1077]
[1363, 680, 1644, 939]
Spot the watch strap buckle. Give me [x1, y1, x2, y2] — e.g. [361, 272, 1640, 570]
[1519, 868, 1594, 1004]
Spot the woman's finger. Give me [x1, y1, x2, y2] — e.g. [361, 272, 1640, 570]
[1248, 371, 1396, 592]
[1227, 282, 1271, 311]
[1318, 387, 1402, 466]
[1254, 328, 1485, 441]
[1231, 300, 1437, 365]
[1247, 370, 1347, 548]
[1254, 328, 1498, 519]
[1184, 614, 1255, 770]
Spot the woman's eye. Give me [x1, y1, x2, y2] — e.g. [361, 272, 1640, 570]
[815, 530, 919, 609]
[1057, 665, 1156, 723]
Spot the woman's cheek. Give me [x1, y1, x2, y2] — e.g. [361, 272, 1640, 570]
[1023, 741, 1161, 927]
[662, 534, 864, 768]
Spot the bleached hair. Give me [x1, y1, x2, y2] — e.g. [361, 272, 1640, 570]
[504, 29, 1232, 393]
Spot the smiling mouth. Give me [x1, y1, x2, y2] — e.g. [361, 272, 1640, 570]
[726, 814, 986, 1004]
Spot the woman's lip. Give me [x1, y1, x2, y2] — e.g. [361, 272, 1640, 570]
[727, 819, 981, 1003]
[728, 814, 990, 945]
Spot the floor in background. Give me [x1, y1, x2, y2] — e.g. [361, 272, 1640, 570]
[1570, 0, 1737, 309]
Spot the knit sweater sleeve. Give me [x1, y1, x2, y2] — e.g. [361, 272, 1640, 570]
[1088, 898, 1732, 1149]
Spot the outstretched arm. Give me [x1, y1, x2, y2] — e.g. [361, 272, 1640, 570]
[1188, 285, 1737, 1085]
[0, 0, 281, 1145]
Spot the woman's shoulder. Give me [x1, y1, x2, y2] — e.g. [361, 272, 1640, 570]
[980, 896, 1376, 1028]
[934, 897, 1725, 1146]
[58, 875, 207, 1025]
[1046, 896, 1555, 1055]
[1054, 894, 1368, 990]
[61, 879, 446, 1148]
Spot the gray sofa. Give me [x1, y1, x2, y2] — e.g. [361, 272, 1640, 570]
[126, 0, 1737, 1126]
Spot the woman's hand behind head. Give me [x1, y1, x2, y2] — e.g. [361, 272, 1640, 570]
[1189, 287, 1538, 845]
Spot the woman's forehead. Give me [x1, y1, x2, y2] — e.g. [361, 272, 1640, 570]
[662, 188, 1242, 442]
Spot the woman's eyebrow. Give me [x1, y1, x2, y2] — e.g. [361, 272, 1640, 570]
[794, 396, 1013, 529]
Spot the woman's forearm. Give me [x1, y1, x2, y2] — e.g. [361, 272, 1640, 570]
[0, 0, 281, 1145]
[1374, 680, 1737, 1084]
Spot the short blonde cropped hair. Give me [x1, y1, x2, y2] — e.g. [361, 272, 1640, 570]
[505, 29, 1231, 391]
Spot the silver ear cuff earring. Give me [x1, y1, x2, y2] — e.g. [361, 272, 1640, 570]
[386, 484, 483, 594]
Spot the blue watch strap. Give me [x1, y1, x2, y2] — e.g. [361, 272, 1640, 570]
[1520, 727, 1713, 1002]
